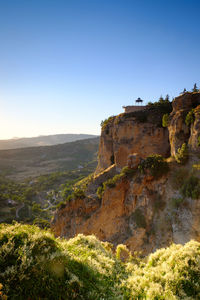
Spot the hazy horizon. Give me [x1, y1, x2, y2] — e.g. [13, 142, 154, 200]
[1, 0, 200, 139]
[0, 132, 99, 141]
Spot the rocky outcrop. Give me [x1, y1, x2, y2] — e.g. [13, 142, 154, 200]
[51, 92, 200, 255]
[168, 92, 200, 156]
[52, 168, 200, 254]
[188, 105, 200, 151]
[96, 109, 170, 173]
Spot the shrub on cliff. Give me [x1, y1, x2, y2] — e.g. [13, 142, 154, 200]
[97, 167, 135, 199]
[181, 175, 200, 199]
[175, 143, 188, 164]
[73, 188, 85, 199]
[185, 109, 195, 126]
[138, 154, 169, 178]
[162, 113, 169, 127]
[100, 116, 115, 130]
[121, 166, 136, 177]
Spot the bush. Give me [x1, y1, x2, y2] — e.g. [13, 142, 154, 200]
[2, 224, 200, 299]
[97, 186, 104, 199]
[181, 175, 200, 199]
[96, 169, 133, 199]
[56, 201, 66, 209]
[0, 223, 124, 299]
[73, 188, 85, 199]
[185, 109, 195, 126]
[121, 166, 136, 177]
[162, 113, 169, 127]
[138, 155, 169, 178]
[124, 240, 200, 299]
[175, 143, 188, 164]
[100, 116, 115, 130]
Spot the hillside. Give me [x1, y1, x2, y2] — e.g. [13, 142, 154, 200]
[52, 92, 200, 255]
[0, 137, 99, 180]
[0, 133, 98, 150]
[1, 223, 200, 299]
[0, 137, 99, 226]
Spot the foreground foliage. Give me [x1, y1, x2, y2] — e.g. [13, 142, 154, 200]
[0, 223, 125, 300]
[1, 224, 200, 299]
[138, 154, 169, 178]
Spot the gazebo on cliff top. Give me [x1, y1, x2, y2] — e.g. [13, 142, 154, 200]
[123, 97, 146, 113]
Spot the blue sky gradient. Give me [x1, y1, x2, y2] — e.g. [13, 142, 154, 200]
[0, 0, 200, 138]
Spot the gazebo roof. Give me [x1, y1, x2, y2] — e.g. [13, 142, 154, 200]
[135, 97, 143, 103]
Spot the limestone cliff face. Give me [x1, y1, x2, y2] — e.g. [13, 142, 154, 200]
[188, 105, 200, 151]
[96, 108, 170, 173]
[168, 92, 200, 156]
[51, 92, 200, 255]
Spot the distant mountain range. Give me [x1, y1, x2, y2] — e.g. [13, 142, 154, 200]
[0, 137, 99, 180]
[0, 134, 98, 150]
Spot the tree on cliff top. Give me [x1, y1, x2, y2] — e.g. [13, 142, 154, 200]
[192, 83, 198, 92]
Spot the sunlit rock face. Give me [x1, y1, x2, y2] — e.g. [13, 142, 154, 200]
[96, 109, 170, 174]
[168, 92, 200, 156]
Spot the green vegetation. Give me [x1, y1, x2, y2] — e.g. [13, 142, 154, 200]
[138, 154, 169, 178]
[1, 223, 200, 299]
[192, 83, 198, 92]
[0, 223, 124, 299]
[96, 167, 136, 199]
[170, 168, 200, 200]
[73, 188, 86, 199]
[100, 116, 115, 130]
[147, 94, 172, 115]
[162, 113, 169, 127]
[124, 240, 200, 299]
[0, 160, 97, 226]
[181, 175, 200, 199]
[198, 136, 200, 146]
[74, 173, 94, 192]
[175, 143, 188, 164]
[185, 109, 195, 126]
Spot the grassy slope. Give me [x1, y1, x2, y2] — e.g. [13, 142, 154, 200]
[1, 223, 200, 299]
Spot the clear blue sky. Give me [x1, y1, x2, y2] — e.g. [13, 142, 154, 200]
[0, 0, 200, 139]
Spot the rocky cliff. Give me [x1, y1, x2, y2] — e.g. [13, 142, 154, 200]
[52, 92, 200, 255]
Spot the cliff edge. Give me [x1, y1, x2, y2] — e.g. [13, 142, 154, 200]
[51, 92, 200, 254]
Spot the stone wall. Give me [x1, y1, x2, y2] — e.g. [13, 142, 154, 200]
[123, 105, 146, 113]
